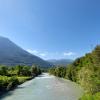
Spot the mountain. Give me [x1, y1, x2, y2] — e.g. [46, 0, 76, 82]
[47, 59, 73, 66]
[0, 36, 51, 67]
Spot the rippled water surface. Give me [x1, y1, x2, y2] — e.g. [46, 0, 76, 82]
[1, 73, 84, 100]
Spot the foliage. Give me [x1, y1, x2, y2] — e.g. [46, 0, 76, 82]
[49, 66, 66, 78]
[49, 45, 100, 99]
[31, 65, 42, 77]
[79, 92, 100, 100]
[0, 65, 42, 95]
[0, 66, 8, 76]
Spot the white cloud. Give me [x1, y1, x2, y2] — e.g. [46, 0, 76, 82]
[27, 49, 38, 54]
[39, 53, 47, 57]
[27, 49, 76, 59]
[63, 52, 75, 56]
[27, 49, 47, 58]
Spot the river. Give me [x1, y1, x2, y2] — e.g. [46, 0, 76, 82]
[0, 73, 84, 100]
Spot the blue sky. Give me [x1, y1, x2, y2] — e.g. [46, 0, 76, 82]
[0, 0, 100, 60]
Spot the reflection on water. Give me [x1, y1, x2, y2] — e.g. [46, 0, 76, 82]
[1, 73, 84, 100]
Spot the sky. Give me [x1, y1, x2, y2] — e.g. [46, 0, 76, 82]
[0, 0, 100, 60]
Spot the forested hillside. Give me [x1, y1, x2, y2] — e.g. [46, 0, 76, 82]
[49, 45, 100, 100]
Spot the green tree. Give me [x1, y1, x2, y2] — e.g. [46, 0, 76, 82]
[0, 66, 8, 75]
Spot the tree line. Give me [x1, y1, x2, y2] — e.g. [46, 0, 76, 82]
[0, 65, 42, 96]
[49, 45, 100, 100]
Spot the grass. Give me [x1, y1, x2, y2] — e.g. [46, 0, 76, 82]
[80, 92, 100, 100]
[17, 76, 31, 83]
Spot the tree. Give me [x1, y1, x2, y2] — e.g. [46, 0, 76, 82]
[0, 66, 8, 75]
[31, 65, 41, 77]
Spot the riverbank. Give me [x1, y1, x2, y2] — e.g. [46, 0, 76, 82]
[0, 65, 42, 97]
[1, 73, 83, 100]
[0, 76, 33, 96]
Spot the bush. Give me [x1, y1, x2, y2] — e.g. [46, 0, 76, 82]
[7, 76, 19, 90]
[79, 92, 100, 100]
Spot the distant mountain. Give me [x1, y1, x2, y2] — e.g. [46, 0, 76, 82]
[0, 36, 51, 67]
[47, 59, 73, 66]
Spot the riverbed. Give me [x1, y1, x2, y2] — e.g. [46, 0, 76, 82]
[0, 73, 84, 100]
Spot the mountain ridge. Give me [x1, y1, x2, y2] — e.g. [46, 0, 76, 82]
[0, 36, 51, 67]
[47, 59, 73, 66]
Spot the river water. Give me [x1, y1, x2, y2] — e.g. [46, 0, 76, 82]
[1, 73, 84, 100]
